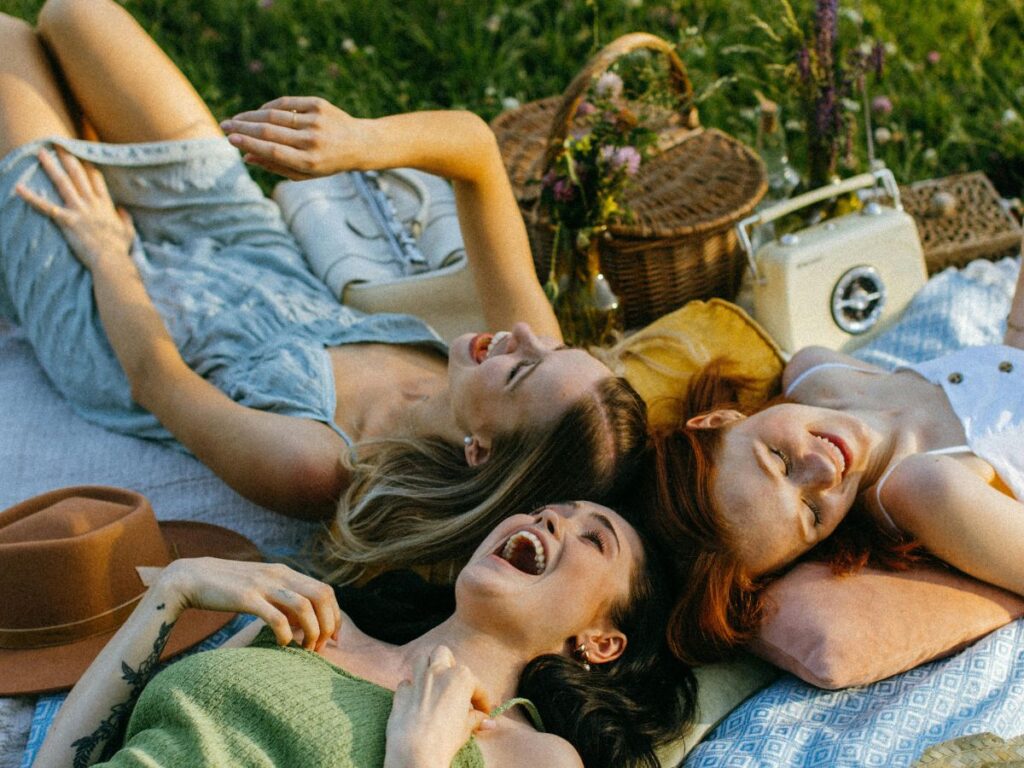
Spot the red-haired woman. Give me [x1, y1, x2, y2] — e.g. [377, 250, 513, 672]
[645, 254, 1024, 664]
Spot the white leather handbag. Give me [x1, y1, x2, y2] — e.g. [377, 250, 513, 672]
[273, 168, 485, 343]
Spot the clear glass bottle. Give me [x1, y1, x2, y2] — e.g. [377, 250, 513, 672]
[755, 97, 800, 205]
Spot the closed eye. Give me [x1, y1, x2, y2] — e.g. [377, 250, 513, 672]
[507, 360, 531, 384]
[770, 447, 792, 476]
[582, 529, 607, 554]
[804, 498, 822, 526]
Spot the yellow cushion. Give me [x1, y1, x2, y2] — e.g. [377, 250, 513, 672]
[604, 299, 785, 429]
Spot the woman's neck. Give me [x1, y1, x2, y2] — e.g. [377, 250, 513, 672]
[396, 616, 543, 709]
[395, 387, 465, 445]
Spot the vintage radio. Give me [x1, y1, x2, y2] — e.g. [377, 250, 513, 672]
[736, 169, 927, 354]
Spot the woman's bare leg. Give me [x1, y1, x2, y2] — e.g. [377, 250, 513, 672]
[0, 13, 76, 158]
[37, 0, 220, 143]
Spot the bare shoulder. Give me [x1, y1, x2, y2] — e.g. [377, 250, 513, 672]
[877, 452, 997, 526]
[783, 345, 884, 394]
[478, 726, 582, 768]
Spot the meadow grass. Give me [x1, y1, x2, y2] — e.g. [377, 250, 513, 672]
[2, 0, 1022, 196]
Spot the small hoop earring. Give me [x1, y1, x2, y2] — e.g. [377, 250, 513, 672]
[573, 642, 591, 672]
[463, 435, 473, 446]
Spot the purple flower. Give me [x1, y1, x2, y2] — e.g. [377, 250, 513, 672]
[258, 0, 273, 8]
[796, 46, 812, 85]
[542, 170, 558, 189]
[927, 50, 941, 65]
[595, 72, 624, 99]
[576, 100, 597, 118]
[247, 59, 265, 74]
[600, 145, 642, 176]
[814, 0, 838, 73]
[871, 95, 893, 115]
[553, 178, 575, 203]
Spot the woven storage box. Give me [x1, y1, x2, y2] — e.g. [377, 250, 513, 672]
[898, 172, 1022, 273]
[490, 33, 767, 329]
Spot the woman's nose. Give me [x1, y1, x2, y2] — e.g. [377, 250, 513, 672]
[537, 505, 563, 538]
[511, 322, 540, 353]
[799, 450, 839, 489]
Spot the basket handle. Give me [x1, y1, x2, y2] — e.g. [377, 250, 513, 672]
[542, 32, 699, 172]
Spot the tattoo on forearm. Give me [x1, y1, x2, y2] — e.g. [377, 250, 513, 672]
[70, 608, 175, 768]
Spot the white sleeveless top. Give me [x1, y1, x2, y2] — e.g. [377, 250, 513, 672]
[785, 345, 1024, 531]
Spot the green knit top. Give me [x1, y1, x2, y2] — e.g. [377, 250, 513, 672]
[96, 626, 542, 767]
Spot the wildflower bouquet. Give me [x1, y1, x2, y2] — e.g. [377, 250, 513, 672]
[537, 69, 662, 346]
[753, 0, 886, 188]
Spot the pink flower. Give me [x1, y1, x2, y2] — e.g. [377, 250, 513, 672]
[247, 59, 265, 74]
[552, 178, 575, 203]
[927, 50, 941, 65]
[576, 101, 597, 118]
[871, 95, 893, 116]
[542, 171, 558, 189]
[595, 72, 624, 99]
[601, 145, 642, 176]
[258, 0, 273, 8]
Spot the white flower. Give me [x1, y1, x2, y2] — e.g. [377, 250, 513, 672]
[595, 72, 624, 99]
[341, 38, 357, 54]
[501, 96, 521, 111]
[874, 126, 892, 145]
[1002, 108, 1020, 125]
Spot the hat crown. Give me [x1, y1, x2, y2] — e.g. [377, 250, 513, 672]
[0, 487, 171, 636]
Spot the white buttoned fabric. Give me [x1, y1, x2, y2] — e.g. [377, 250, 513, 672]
[900, 344, 1024, 500]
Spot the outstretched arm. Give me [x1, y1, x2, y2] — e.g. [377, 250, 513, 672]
[33, 558, 341, 768]
[221, 99, 560, 338]
[878, 453, 1024, 596]
[17, 148, 346, 519]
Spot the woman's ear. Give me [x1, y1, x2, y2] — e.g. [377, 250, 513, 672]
[685, 409, 745, 431]
[463, 435, 492, 467]
[575, 630, 628, 666]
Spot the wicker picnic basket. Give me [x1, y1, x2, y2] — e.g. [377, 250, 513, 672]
[491, 33, 768, 329]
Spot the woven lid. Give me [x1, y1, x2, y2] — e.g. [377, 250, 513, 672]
[491, 33, 766, 238]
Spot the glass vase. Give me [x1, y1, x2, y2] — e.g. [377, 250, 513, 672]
[547, 228, 623, 348]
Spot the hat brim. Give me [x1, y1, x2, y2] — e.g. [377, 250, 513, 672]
[0, 520, 262, 697]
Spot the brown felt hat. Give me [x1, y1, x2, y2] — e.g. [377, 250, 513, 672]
[0, 486, 262, 696]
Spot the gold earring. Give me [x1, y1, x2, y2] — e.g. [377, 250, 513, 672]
[573, 642, 591, 672]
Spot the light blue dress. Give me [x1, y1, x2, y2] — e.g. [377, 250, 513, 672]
[0, 137, 446, 449]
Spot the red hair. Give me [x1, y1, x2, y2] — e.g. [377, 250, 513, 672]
[644, 359, 925, 666]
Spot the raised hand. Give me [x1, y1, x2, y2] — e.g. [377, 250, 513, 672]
[158, 557, 342, 653]
[384, 645, 494, 768]
[15, 147, 135, 271]
[220, 96, 371, 180]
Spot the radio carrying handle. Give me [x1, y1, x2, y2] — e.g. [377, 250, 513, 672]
[736, 168, 903, 283]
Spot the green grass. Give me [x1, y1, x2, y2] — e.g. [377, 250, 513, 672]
[3, 0, 1023, 196]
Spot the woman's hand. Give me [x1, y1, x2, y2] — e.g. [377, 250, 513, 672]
[15, 147, 135, 271]
[221, 96, 372, 180]
[158, 557, 342, 653]
[384, 645, 494, 768]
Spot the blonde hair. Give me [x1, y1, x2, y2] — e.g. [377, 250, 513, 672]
[320, 376, 647, 584]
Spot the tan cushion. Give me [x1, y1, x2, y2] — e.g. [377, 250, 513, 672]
[749, 562, 1024, 689]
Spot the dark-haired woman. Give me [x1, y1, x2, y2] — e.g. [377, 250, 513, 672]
[33, 502, 694, 768]
[0, 0, 646, 579]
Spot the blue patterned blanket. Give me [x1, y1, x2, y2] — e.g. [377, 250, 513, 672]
[686, 255, 1024, 767]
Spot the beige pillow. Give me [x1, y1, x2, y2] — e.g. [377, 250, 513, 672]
[749, 562, 1024, 689]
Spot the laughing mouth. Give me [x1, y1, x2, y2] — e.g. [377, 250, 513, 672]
[497, 529, 547, 575]
[470, 331, 511, 364]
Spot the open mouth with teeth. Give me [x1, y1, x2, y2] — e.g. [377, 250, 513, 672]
[496, 530, 547, 575]
[470, 331, 511, 364]
[811, 432, 851, 479]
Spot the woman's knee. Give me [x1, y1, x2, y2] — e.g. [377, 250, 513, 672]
[37, 0, 116, 50]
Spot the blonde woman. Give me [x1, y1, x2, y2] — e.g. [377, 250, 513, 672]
[0, 0, 647, 573]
